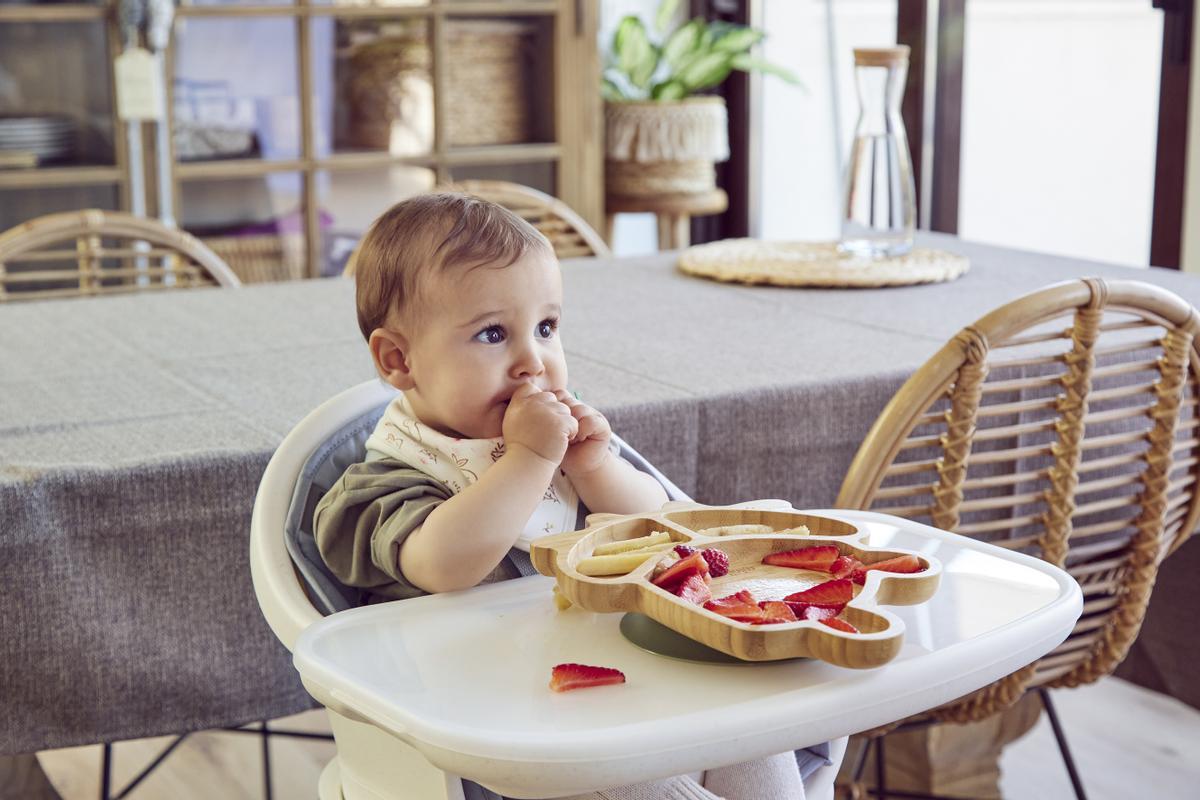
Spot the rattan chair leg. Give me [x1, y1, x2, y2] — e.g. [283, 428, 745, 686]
[1038, 689, 1089, 800]
[260, 722, 273, 800]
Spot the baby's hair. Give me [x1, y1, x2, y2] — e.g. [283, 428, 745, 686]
[354, 192, 553, 340]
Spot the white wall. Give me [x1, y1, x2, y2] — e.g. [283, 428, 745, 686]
[958, 0, 1161, 267]
[759, 0, 895, 242]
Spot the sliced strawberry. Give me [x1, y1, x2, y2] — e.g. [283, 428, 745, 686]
[829, 555, 864, 580]
[700, 548, 731, 578]
[785, 602, 843, 622]
[704, 589, 763, 622]
[675, 573, 712, 605]
[783, 578, 854, 606]
[753, 600, 799, 625]
[762, 545, 840, 572]
[651, 551, 709, 591]
[819, 617, 859, 634]
[851, 555, 925, 585]
[550, 663, 626, 692]
[674, 544, 697, 558]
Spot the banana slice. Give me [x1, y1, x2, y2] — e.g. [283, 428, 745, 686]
[576, 544, 673, 576]
[696, 524, 775, 537]
[592, 530, 673, 556]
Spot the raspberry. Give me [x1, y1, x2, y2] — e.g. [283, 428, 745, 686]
[674, 544, 697, 558]
[700, 548, 730, 578]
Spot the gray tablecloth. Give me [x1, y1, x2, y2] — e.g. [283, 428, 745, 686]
[2, 232, 1196, 754]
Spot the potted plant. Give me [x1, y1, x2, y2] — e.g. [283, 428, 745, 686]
[603, 0, 799, 198]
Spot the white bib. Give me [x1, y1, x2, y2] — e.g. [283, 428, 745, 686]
[365, 393, 579, 551]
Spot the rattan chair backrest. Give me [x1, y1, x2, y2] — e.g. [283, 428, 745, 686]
[443, 180, 611, 260]
[0, 210, 240, 302]
[837, 278, 1200, 720]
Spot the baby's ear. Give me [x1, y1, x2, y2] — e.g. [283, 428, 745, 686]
[368, 328, 415, 391]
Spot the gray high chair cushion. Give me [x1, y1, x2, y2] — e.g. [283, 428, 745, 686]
[284, 398, 691, 615]
[282, 399, 830, 794]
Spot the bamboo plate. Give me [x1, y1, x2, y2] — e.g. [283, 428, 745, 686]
[530, 504, 942, 669]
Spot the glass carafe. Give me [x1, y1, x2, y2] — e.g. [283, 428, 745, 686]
[840, 46, 916, 259]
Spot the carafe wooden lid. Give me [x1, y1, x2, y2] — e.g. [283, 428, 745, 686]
[854, 46, 910, 67]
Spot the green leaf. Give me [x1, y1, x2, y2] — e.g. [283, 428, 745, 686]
[651, 80, 688, 101]
[613, 16, 659, 89]
[730, 53, 803, 85]
[678, 51, 734, 91]
[601, 77, 625, 101]
[654, 0, 681, 35]
[662, 18, 704, 70]
[713, 26, 765, 54]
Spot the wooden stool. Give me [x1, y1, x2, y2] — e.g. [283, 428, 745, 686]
[605, 188, 728, 251]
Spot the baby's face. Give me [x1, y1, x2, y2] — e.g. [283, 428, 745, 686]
[403, 249, 568, 439]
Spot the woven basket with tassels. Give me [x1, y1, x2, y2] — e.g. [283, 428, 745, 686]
[605, 96, 729, 196]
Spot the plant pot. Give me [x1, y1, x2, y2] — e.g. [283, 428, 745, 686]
[604, 96, 729, 197]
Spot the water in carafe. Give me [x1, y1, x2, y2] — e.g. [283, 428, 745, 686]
[840, 46, 916, 259]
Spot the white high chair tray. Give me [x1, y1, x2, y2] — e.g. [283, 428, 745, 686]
[294, 510, 1082, 798]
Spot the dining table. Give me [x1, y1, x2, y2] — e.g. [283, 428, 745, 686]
[1, 231, 1197, 758]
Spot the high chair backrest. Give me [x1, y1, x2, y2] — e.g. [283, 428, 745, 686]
[0, 209, 240, 302]
[836, 278, 1200, 718]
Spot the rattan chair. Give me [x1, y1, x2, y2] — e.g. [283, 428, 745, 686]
[0, 209, 240, 302]
[835, 278, 1200, 800]
[442, 180, 611, 259]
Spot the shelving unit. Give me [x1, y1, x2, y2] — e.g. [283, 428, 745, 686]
[0, 0, 601, 279]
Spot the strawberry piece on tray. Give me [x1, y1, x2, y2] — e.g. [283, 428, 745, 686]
[762, 545, 840, 572]
[785, 602, 843, 622]
[754, 600, 799, 625]
[819, 617, 859, 634]
[851, 555, 925, 585]
[783, 578, 854, 606]
[550, 663, 626, 692]
[704, 589, 763, 622]
[829, 555, 864, 580]
[675, 573, 713, 605]
[652, 551, 710, 591]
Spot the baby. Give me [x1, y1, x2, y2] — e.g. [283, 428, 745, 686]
[314, 193, 808, 799]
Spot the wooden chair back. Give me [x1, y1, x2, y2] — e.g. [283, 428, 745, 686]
[443, 180, 611, 259]
[837, 278, 1200, 720]
[0, 210, 240, 302]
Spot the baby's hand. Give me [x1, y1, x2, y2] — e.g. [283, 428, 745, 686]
[555, 391, 613, 477]
[502, 382, 578, 465]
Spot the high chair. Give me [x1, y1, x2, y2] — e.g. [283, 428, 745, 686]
[249, 379, 850, 799]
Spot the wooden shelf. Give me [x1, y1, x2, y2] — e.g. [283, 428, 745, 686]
[175, 158, 308, 180]
[2, 0, 600, 279]
[0, 5, 107, 23]
[442, 142, 560, 165]
[175, 2, 556, 19]
[168, 144, 561, 181]
[0, 166, 122, 189]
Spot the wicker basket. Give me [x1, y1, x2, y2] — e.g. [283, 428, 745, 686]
[202, 233, 305, 284]
[345, 19, 535, 151]
[605, 97, 729, 196]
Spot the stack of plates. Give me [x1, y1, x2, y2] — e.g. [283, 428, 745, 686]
[0, 115, 77, 165]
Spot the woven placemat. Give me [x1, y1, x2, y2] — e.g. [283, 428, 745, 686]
[678, 238, 970, 287]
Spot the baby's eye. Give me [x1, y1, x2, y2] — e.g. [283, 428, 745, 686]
[537, 318, 559, 339]
[475, 325, 506, 344]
